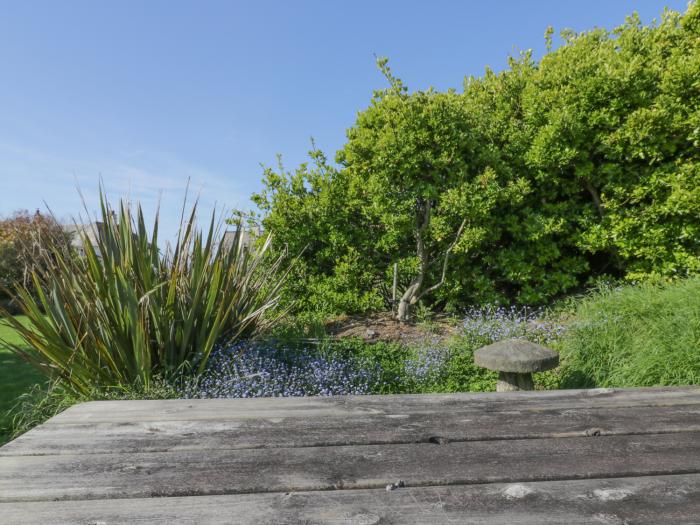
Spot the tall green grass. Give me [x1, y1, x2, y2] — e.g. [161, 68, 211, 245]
[0, 191, 291, 395]
[0, 315, 44, 442]
[558, 278, 700, 388]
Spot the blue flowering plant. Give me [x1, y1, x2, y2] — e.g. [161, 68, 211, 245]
[182, 305, 569, 400]
[181, 342, 381, 399]
[461, 305, 566, 346]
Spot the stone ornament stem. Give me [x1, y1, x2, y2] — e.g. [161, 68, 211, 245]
[497, 371, 534, 392]
[474, 339, 559, 393]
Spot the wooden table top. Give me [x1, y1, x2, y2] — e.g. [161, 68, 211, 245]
[1, 386, 699, 524]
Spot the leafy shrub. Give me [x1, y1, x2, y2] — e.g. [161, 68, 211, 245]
[254, 3, 700, 315]
[439, 338, 497, 392]
[0, 191, 291, 395]
[558, 278, 700, 387]
[252, 151, 386, 317]
[329, 338, 422, 394]
[0, 210, 70, 307]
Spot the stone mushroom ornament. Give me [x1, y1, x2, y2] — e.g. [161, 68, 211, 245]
[474, 339, 559, 392]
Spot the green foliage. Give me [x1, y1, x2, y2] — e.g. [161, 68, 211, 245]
[323, 337, 530, 395]
[318, 276, 700, 395]
[413, 301, 435, 325]
[0, 210, 69, 306]
[558, 278, 700, 387]
[340, 61, 531, 317]
[323, 338, 411, 394]
[523, 6, 700, 282]
[439, 338, 497, 393]
[255, 3, 700, 316]
[0, 191, 290, 395]
[253, 149, 385, 316]
[0, 315, 44, 443]
[5, 382, 79, 442]
[0, 242, 20, 301]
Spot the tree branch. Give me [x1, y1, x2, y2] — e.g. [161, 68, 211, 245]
[584, 180, 604, 218]
[419, 217, 467, 298]
[415, 199, 431, 274]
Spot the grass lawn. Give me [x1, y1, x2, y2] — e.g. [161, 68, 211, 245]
[0, 316, 45, 441]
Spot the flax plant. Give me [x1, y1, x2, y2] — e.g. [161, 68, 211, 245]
[0, 192, 290, 395]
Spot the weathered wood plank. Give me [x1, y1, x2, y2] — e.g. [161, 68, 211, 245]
[1, 431, 699, 502]
[3, 403, 699, 456]
[47, 386, 700, 425]
[2, 474, 698, 524]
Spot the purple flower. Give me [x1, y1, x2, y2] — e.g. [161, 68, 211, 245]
[461, 305, 565, 345]
[181, 342, 380, 399]
[404, 347, 450, 384]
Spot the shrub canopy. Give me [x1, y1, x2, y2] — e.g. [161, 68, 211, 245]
[255, 3, 700, 315]
[0, 210, 69, 303]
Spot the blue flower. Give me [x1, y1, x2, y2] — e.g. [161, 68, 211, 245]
[461, 305, 565, 345]
[181, 342, 382, 399]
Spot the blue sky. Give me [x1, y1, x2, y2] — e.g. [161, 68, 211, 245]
[0, 0, 689, 240]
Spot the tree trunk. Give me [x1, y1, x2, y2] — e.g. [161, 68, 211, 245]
[395, 198, 467, 323]
[397, 279, 422, 322]
[397, 299, 410, 322]
[584, 180, 604, 218]
[396, 199, 430, 323]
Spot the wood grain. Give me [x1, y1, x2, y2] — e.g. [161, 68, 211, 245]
[3, 403, 698, 456]
[46, 386, 700, 425]
[2, 474, 698, 524]
[2, 431, 699, 502]
[2, 387, 699, 521]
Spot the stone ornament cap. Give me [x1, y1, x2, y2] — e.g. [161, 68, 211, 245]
[474, 338, 559, 373]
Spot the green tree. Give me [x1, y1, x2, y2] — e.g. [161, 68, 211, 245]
[252, 146, 384, 315]
[338, 59, 528, 320]
[253, 3, 700, 319]
[523, 6, 700, 280]
[0, 210, 69, 303]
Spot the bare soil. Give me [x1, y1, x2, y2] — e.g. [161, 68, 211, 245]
[325, 311, 459, 345]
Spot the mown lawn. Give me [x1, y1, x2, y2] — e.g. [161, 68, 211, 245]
[0, 316, 44, 441]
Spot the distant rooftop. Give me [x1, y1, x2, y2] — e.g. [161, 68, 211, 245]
[63, 222, 105, 256]
[221, 226, 262, 252]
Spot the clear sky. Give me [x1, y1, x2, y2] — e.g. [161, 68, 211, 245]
[0, 0, 689, 240]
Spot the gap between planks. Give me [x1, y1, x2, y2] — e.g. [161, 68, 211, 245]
[2, 402, 699, 456]
[1, 431, 700, 502]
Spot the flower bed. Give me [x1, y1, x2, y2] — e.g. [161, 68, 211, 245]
[182, 306, 567, 399]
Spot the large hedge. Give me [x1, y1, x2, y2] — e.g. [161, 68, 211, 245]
[253, 3, 700, 316]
